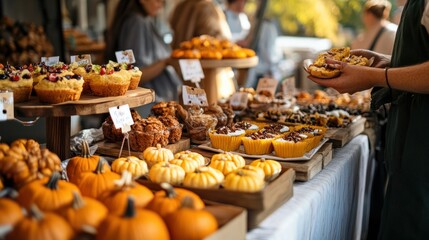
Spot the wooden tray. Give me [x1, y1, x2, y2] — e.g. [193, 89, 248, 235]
[205, 202, 247, 239]
[325, 117, 366, 148]
[137, 167, 294, 229]
[95, 138, 191, 157]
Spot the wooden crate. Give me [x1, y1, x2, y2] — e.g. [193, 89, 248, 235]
[205, 203, 247, 239]
[137, 167, 295, 229]
[95, 138, 191, 157]
[325, 117, 366, 148]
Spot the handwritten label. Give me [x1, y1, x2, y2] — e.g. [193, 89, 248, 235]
[108, 104, 134, 132]
[182, 86, 208, 106]
[0, 92, 14, 121]
[70, 54, 92, 66]
[41, 56, 60, 66]
[256, 77, 279, 97]
[282, 76, 296, 98]
[115, 50, 136, 64]
[179, 59, 204, 82]
[229, 92, 248, 109]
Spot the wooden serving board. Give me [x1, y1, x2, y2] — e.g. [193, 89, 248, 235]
[95, 138, 191, 157]
[205, 202, 247, 239]
[325, 117, 366, 148]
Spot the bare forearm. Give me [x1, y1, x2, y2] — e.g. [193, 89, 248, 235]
[140, 60, 167, 82]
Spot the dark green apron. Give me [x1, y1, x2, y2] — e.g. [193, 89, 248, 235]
[371, 0, 429, 239]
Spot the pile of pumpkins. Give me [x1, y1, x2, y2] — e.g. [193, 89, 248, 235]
[0, 139, 217, 240]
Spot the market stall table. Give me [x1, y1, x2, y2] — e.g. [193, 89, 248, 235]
[247, 134, 371, 240]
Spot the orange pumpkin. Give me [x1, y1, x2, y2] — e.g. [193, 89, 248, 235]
[17, 172, 80, 211]
[96, 197, 170, 240]
[146, 182, 205, 218]
[66, 140, 101, 184]
[6, 204, 74, 240]
[0, 198, 23, 226]
[57, 191, 108, 234]
[165, 196, 218, 240]
[76, 158, 121, 199]
[98, 171, 153, 216]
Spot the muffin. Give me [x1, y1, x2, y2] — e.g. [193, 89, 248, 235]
[121, 63, 142, 90]
[241, 131, 276, 155]
[157, 115, 182, 144]
[69, 62, 94, 94]
[102, 110, 142, 142]
[209, 126, 245, 151]
[261, 123, 291, 137]
[272, 131, 310, 158]
[204, 104, 227, 128]
[31, 62, 48, 87]
[295, 125, 326, 149]
[0, 64, 33, 103]
[233, 121, 259, 135]
[151, 101, 177, 117]
[34, 64, 84, 104]
[88, 64, 130, 97]
[129, 116, 170, 151]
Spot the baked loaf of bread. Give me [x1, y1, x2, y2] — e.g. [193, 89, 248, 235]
[0, 63, 33, 103]
[129, 116, 170, 151]
[308, 47, 371, 79]
[157, 115, 182, 144]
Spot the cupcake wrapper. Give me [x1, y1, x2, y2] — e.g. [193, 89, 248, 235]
[209, 133, 243, 152]
[242, 138, 273, 155]
[273, 140, 308, 158]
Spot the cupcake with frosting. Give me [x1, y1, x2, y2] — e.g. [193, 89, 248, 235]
[209, 126, 245, 151]
[295, 125, 326, 149]
[242, 131, 276, 155]
[0, 63, 33, 103]
[233, 121, 259, 135]
[273, 131, 309, 158]
[261, 123, 291, 137]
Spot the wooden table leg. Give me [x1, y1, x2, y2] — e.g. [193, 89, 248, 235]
[46, 116, 71, 160]
[201, 68, 220, 105]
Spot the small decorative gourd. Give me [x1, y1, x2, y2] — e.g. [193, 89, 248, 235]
[165, 196, 218, 240]
[174, 150, 206, 166]
[111, 156, 148, 179]
[6, 204, 74, 240]
[169, 157, 200, 173]
[238, 165, 265, 181]
[148, 162, 185, 185]
[249, 158, 282, 181]
[209, 152, 245, 176]
[96, 197, 170, 240]
[146, 183, 205, 218]
[67, 140, 101, 184]
[76, 158, 121, 199]
[17, 172, 80, 211]
[223, 169, 265, 192]
[143, 144, 174, 167]
[57, 191, 108, 234]
[183, 167, 224, 189]
[98, 171, 153, 215]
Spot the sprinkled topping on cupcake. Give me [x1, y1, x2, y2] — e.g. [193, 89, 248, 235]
[215, 126, 245, 136]
[247, 131, 276, 140]
[282, 131, 305, 143]
[262, 123, 289, 134]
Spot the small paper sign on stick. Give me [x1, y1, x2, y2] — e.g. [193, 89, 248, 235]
[0, 92, 14, 121]
[182, 86, 208, 106]
[41, 56, 60, 66]
[256, 77, 279, 97]
[229, 92, 248, 110]
[282, 76, 296, 98]
[70, 54, 92, 66]
[179, 59, 204, 83]
[108, 104, 134, 132]
[115, 50, 136, 64]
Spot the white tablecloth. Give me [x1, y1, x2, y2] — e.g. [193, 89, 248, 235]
[247, 135, 371, 240]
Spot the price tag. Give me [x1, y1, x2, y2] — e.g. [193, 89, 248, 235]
[41, 56, 60, 66]
[182, 86, 208, 106]
[229, 92, 248, 109]
[256, 77, 279, 97]
[179, 59, 204, 82]
[282, 76, 296, 98]
[108, 104, 134, 132]
[70, 54, 92, 66]
[115, 50, 136, 64]
[0, 92, 14, 121]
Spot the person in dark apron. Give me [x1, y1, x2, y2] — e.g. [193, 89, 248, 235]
[309, 0, 429, 238]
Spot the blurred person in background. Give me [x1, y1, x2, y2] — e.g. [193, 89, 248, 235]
[224, 0, 251, 44]
[352, 0, 398, 55]
[169, 0, 232, 49]
[106, 0, 181, 106]
[392, 0, 407, 24]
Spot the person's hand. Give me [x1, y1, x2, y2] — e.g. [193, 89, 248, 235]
[308, 60, 376, 94]
[350, 49, 391, 68]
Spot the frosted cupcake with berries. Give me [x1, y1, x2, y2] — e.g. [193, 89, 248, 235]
[34, 63, 83, 104]
[0, 63, 33, 103]
[88, 63, 131, 96]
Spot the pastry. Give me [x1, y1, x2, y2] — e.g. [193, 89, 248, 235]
[102, 110, 142, 142]
[0, 63, 33, 103]
[242, 131, 276, 155]
[88, 63, 130, 96]
[151, 101, 177, 117]
[233, 121, 259, 135]
[157, 115, 182, 144]
[209, 126, 245, 151]
[129, 116, 170, 151]
[272, 131, 309, 158]
[121, 63, 142, 90]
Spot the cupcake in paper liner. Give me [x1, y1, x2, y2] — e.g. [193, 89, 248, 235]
[233, 121, 260, 135]
[242, 131, 276, 155]
[209, 126, 245, 151]
[261, 123, 291, 138]
[273, 131, 309, 158]
[295, 125, 326, 149]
